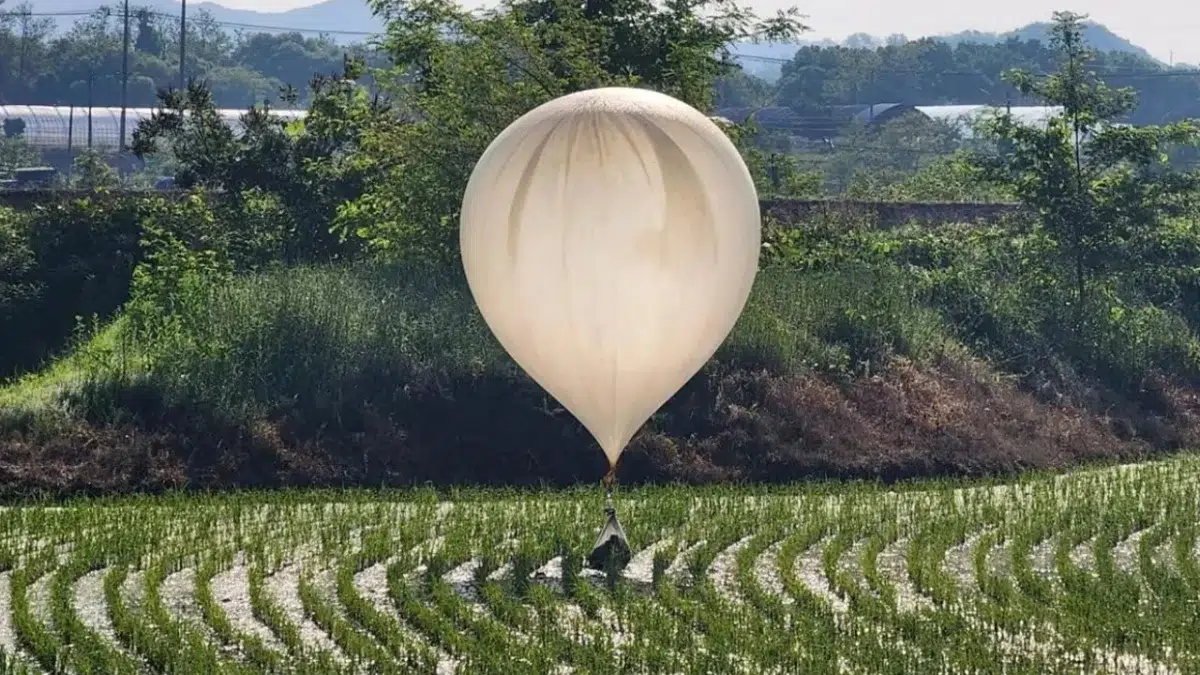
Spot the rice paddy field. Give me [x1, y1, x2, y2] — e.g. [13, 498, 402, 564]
[1, 455, 1198, 675]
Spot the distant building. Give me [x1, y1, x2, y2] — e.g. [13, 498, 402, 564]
[912, 105, 1064, 138]
[716, 103, 1066, 140]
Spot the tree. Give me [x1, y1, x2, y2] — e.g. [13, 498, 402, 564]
[714, 69, 776, 109]
[772, 35, 1200, 126]
[134, 8, 163, 56]
[0, 135, 39, 176]
[335, 0, 807, 261]
[132, 63, 382, 263]
[823, 112, 963, 192]
[72, 149, 118, 189]
[973, 11, 1200, 313]
[3, 118, 25, 138]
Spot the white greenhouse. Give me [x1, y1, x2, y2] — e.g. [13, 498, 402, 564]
[0, 105, 307, 151]
[912, 105, 1064, 139]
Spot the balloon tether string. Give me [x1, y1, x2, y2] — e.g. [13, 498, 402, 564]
[602, 465, 616, 512]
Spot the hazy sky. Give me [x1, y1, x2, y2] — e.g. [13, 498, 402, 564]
[214, 0, 1200, 65]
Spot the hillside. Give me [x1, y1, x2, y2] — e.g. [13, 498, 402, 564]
[937, 21, 1159, 62]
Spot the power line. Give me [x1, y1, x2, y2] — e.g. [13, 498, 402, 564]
[0, 11, 97, 17]
[0, 8, 380, 36]
[172, 16, 376, 36]
[736, 53, 1200, 77]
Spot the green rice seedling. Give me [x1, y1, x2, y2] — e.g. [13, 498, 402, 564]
[1, 455, 1200, 673]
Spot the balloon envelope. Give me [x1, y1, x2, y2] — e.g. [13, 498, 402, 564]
[460, 87, 760, 467]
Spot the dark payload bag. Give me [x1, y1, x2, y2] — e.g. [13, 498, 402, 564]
[587, 505, 632, 571]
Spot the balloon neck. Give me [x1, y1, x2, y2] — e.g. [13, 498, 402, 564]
[602, 464, 616, 510]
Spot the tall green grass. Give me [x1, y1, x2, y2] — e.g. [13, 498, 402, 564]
[0, 261, 956, 427]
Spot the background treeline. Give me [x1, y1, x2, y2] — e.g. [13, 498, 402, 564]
[720, 38, 1200, 125]
[0, 0, 381, 108]
[4, 0, 1200, 125]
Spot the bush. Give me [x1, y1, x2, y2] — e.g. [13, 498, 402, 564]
[0, 197, 143, 379]
[723, 263, 951, 377]
[0, 190, 311, 382]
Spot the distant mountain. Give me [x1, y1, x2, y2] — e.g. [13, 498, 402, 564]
[731, 20, 1160, 81]
[935, 22, 1158, 62]
[33, 0, 385, 40]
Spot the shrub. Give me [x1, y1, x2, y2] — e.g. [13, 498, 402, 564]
[0, 197, 143, 379]
[723, 263, 951, 377]
[122, 262, 503, 421]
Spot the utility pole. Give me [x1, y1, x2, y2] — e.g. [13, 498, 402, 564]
[87, 69, 94, 150]
[119, 0, 131, 152]
[180, 0, 187, 90]
[17, 9, 28, 82]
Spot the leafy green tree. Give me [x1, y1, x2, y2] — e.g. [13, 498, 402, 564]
[0, 5, 354, 109]
[231, 32, 344, 91]
[973, 11, 1200, 312]
[336, 0, 807, 262]
[134, 8, 163, 56]
[0, 135, 38, 176]
[2, 118, 24, 138]
[72, 149, 119, 190]
[132, 63, 381, 263]
[822, 112, 963, 193]
[714, 70, 776, 109]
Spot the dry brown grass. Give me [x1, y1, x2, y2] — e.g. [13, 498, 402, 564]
[0, 356, 1194, 498]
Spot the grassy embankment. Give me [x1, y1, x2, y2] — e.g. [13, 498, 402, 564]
[3, 211, 1200, 495]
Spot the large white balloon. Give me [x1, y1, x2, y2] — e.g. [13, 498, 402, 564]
[460, 87, 761, 468]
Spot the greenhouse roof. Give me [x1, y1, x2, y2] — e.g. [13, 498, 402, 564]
[0, 105, 307, 151]
[912, 105, 1064, 138]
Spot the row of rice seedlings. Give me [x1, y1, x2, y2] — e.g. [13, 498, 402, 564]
[245, 562, 341, 672]
[1062, 479, 1172, 659]
[10, 547, 63, 672]
[297, 568, 402, 672]
[858, 523, 896, 608]
[338, 526, 439, 671]
[904, 512, 970, 608]
[194, 547, 289, 672]
[136, 541, 254, 673]
[48, 546, 139, 674]
[1175, 522, 1198, 591]
[1135, 515, 1200, 673]
[435, 505, 608, 673]
[668, 502, 788, 674]
[369, 553, 461, 668]
[976, 468, 1188, 671]
[819, 498, 980, 674]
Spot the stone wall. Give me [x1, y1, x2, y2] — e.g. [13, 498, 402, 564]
[0, 189, 1030, 227]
